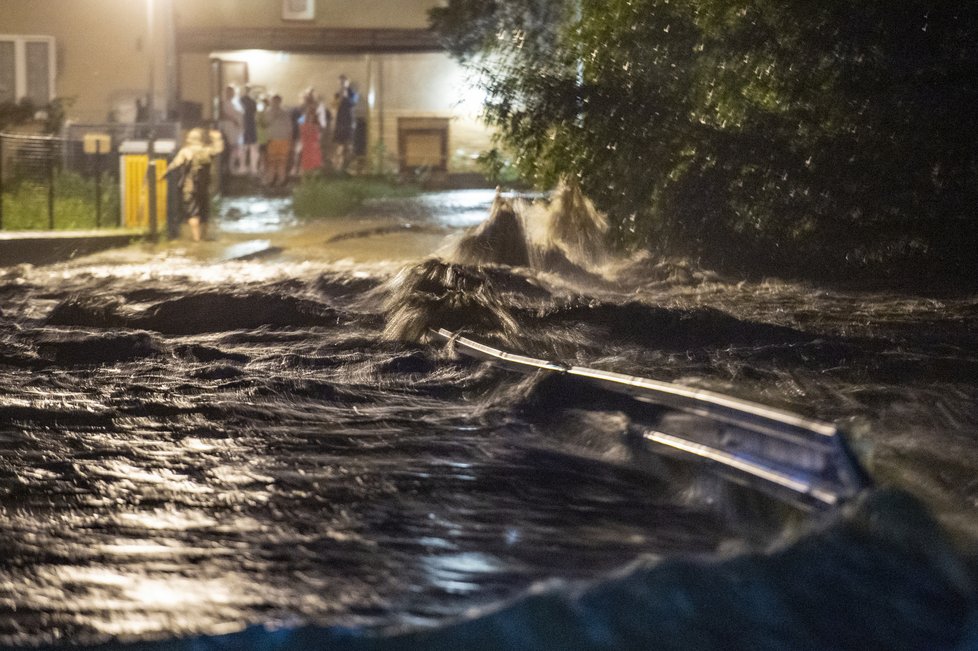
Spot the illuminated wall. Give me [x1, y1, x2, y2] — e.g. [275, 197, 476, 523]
[183, 51, 492, 174]
[173, 0, 439, 30]
[0, 0, 169, 123]
[2, 0, 493, 172]
[375, 53, 490, 173]
[200, 51, 370, 107]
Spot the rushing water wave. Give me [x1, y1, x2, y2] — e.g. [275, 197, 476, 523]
[1, 191, 977, 649]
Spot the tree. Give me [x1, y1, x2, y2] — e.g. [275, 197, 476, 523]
[431, 0, 978, 281]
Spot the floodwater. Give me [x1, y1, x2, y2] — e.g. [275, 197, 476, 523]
[0, 189, 976, 650]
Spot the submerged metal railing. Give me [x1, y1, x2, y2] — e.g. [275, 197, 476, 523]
[434, 328, 873, 510]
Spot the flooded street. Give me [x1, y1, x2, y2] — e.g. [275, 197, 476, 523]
[1, 190, 976, 649]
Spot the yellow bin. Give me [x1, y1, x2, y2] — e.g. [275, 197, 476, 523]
[121, 155, 167, 231]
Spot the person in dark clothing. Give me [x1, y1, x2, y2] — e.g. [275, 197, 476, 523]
[165, 128, 224, 242]
[239, 86, 259, 176]
[331, 74, 358, 172]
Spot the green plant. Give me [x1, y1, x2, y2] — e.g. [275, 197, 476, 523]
[1, 171, 119, 231]
[0, 96, 74, 133]
[430, 0, 978, 282]
[368, 141, 397, 177]
[476, 148, 522, 186]
[0, 99, 36, 132]
[291, 176, 420, 219]
[42, 97, 74, 134]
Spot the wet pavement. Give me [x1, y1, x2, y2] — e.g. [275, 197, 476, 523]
[0, 231, 140, 267]
[82, 190, 497, 269]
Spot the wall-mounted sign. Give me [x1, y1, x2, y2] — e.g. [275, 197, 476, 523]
[83, 133, 112, 154]
[283, 0, 315, 20]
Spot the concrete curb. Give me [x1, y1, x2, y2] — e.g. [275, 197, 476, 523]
[0, 230, 143, 267]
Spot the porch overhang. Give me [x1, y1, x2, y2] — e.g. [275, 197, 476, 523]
[176, 27, 442, 54]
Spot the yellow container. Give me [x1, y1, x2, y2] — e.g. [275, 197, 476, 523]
[121, 155, 167, 231]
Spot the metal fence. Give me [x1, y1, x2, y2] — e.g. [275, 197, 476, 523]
[0, 122, 179, 231]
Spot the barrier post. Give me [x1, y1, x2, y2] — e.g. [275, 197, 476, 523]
[95, 151, 102, 228]
[0, 134, 4, 230]
[147, 160, 157, 240]
[84, 133, 112, 229]
[47, 137, 55, 230]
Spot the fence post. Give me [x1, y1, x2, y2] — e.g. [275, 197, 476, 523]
[95, 150, 103, 229]
[47, 136, 55, 230]
[0, 134, 4, 230]
[147, 159, 158, 241]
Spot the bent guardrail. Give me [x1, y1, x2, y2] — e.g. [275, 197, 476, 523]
[434, 328, 872, 510]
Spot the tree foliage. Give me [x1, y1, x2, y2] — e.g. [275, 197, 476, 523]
[430, 0, 978, 281]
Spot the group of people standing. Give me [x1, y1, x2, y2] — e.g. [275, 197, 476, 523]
[164, 73, 359, 243]
[218, 74, 359, 187]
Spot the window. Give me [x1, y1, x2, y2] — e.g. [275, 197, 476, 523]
[282, 0, 315, 21]
[0, 35, 55, 106]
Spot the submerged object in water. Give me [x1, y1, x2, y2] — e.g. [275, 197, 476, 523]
[382, 259, 521, 343]
[433, 328, 873, 511]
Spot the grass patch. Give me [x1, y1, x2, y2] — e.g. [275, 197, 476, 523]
[292, 176, 419, 218]
[1, 171, 119, 230]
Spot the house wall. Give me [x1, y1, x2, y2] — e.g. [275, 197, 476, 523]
[1, 0, 440, 123]
[187, 51, 492, 173]
[178, 52, 212, 119]
[1, 0, 168, 123]
[199, 51, 371, 110]
[173, 0, 438, 30]
[375, 53, 489, 173]
[2, 0, 493, 173]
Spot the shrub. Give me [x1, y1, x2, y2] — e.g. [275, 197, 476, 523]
[431, 0, 978, 283]
[292, 176, 419, 219]
[1, 171, 119, 231]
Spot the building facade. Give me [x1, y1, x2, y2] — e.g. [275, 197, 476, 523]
[0, 0, 492, 174]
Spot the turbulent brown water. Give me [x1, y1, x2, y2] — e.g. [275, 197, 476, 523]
[1, 190, 976, 650]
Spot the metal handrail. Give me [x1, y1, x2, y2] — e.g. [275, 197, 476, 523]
[434, 328, 872, 509]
